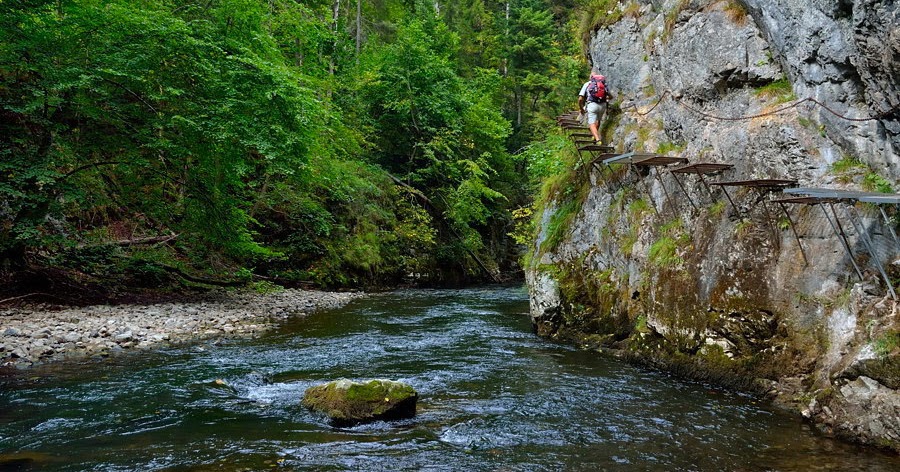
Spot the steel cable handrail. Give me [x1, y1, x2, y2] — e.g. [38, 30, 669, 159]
[621, 90, 900, 122]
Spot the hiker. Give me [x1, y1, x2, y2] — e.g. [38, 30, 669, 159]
[577, 71, 612, 145]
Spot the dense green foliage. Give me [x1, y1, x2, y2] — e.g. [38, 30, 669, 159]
[1, 0, 587, 294]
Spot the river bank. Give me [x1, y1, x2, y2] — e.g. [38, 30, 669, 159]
[0, 289, 366, 368]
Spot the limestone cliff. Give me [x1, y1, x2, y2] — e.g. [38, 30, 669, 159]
[527, 0, 899, 451]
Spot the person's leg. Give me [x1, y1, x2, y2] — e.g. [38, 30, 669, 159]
[586, 102, 601, 143]
[595, 102, 607, 142]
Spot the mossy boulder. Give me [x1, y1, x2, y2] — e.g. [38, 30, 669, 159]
[302, 379, 418, 426]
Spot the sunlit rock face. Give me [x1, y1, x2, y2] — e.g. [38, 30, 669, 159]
[527, 0, 899, 451]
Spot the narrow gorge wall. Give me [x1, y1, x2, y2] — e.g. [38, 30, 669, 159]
[527, 0, 899, 451]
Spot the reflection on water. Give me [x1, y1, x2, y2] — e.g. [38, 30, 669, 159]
[1, 286, 898, 471]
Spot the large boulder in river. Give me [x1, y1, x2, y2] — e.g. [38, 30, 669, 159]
[302, 379, 417, 426]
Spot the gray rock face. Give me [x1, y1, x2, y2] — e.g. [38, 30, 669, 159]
[740, 0, 899, 176]
[823, 376, 900, 446]
[659, 5, 780, 98]
[528, 0, 900, 452]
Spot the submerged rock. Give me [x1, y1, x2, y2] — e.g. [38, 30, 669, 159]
[302, 379, 417, 426]
[0, 452, 51, 471]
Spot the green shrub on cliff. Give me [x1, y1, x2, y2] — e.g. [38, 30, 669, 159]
[863, 172, 894, 193]
[522, 134, 573, 186]
[709, 200, 727, 218]
[656, 141, 686, 155]
[831, 156, 867, 177]
[542, 198, 584, 253]
[529, 133, 587, 256]
[874, 331, 900, 356]
[830, 156, 894, 193]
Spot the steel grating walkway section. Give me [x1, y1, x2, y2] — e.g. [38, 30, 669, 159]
[670, 163, 735, 209]
[600, 152, 688, 215]
[556, 112, 621, 177]
[632, 155, 689, 214]
[777, 188, 900, 299]
[710, 179, 799, 219]
[708, 179, 800, 258]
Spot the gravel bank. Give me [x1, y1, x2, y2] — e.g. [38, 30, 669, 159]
[0, 289, 366, 368]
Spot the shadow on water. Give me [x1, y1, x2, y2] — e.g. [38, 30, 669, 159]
[1, 286, 899, 471]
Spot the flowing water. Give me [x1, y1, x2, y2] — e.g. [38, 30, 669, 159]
[1, 286, 898, 471]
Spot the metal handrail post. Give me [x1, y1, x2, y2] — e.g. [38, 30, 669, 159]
[776, 201, 809, 266]
[877, 205, 899, 248]
[823, 203, 864, 280]
[846, 205, 898, 300]
[669, 172, 698, 211]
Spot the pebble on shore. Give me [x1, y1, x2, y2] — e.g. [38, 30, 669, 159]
[0, 289, 365, 368]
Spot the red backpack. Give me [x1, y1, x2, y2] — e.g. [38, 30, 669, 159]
[586, 74, 607, 102]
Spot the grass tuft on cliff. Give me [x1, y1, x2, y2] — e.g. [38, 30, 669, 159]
[649, 218, 689, 267]
[577, 0, 637, 45]
[723, 0, 749, 25]
[755, 78, 796, 104]
[662, 0, 691, 42]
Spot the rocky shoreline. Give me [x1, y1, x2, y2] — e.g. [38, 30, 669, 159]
[0, 289, 366, 368]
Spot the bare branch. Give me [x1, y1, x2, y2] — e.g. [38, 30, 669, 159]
[75, 233, 179, 249]
[98, 76, 159, 114]
[63, 160, 126, 178]
[0, 292, 63, 307]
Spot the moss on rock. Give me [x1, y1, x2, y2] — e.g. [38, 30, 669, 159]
[302, 379, 418, 426]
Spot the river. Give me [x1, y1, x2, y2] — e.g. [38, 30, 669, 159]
[1, 286, 898, 471]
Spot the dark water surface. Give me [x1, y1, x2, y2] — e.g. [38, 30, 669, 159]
[2, 286, 898, 471]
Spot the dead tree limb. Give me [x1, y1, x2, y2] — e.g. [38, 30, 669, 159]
[76, 233, 179, 249]
[0, 292, 66, 307]
[158, 264, 245, 287]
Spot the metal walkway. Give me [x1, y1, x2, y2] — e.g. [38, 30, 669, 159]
[554, 111, 898, 300]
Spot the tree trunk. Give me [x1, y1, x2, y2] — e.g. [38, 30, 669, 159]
[295, 38, 303, 68]
[329, 0, 340, 96]
[355, 0, 361, 61]
[516, 89, 522, 127]
[503, 1, 510, 77]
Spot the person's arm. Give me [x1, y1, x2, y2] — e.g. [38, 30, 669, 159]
[577, 82, 588, 112]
